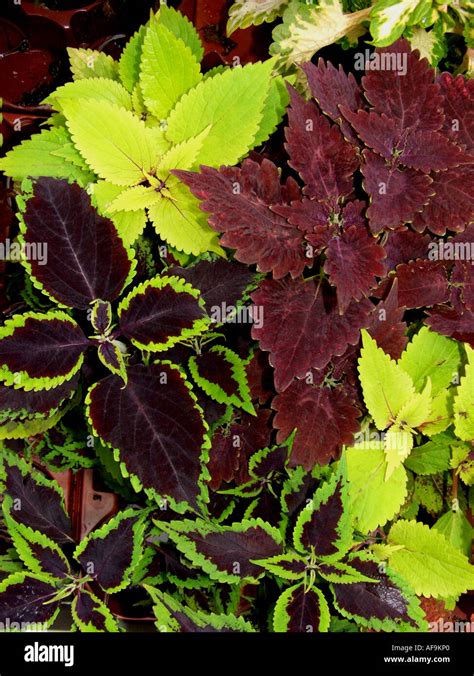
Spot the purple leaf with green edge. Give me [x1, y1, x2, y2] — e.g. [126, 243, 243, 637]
[118, 275, 209, 352]
[367, 280, 407, 360]
[175, 159, 307, 280]
[71, 590, 120, 632]
[97, 341, 127, 384]
[331, 555, 426, 631]
[0, 572, 60, 626]
[281, 468, 318, 520]
[229, 408, 273, 487]
[245, 491, 282, 528]
[22, 178, 135, 309]
[248, 444, 288, 480]
[384, 230, 432, 270]
[86, 363, 209, 511]
[160, 518, 283, 584]
[437, 73, 474, 151]
[75, 509, 147, 594]
[0, 311, 89, 392]
[251, 277, 373, 393]
[411, 167, 474, 235]
[361, 39, 444, 134]
[324, 223, 386, 314]
[252, 553, 307, 581]
[301, 59, 364, 144]
[396, 260, 449, 309]
[91, 300, 113, 335]
[293, 471, 352, 561]
[0, 372, 79, 418]
[4, 461, 72, 544]
[318, 561, 377, 584]
[169, 259, 256, 314]
[188, 346, 255, 415]
[361, 151, 434, 232]
[285, 86, 358, 203]
[272, 379, 360, 470]
[273, 583, 330, 633]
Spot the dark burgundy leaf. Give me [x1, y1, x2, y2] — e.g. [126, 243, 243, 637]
[207, 429, 241, 491]
[97, 341, 122, 372]
[191, 350, 238, 398]
[437, 72, 474, 151]
[0, 372, 79, 417]
[384, 229, 432, 269]
[170, 259, 255, 313]
[278, 585, 326, 632]
[232, 408, 273, 485]
[452, 261, 474, 311]
[245, 350, 274, 405]
[0, 575, 59, 624]
[29, 543, 69, 579]
[250, 445, 287, 479]
[73, 591, 111, 631]
[88, 364, 208, 509]
[0, 314, 89, 384]
[5, 464, 72, 543]
[23, 178, 133, 309]
[77, 514, 140, 591]
[248, 491, 282, 527]
[362, 151, 434, 232]
[176, 159, 307, 279]
[426, 289, 474, 346]
[368, 280, 407, 359]
[302, 59, 364, 143]
[251, 277, 373, 392]
[91, 300, 113, 335]
[332, 558, 412, 625]
[285, 86, 358, 202]
[396, 260, 449, 309]
[299, 481, 346, 557]
[272, 380, 360, 470]
[273, 198, 334, 237]
[324, 224, 386, 313]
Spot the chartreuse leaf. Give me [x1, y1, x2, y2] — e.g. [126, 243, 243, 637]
[251, 74, 290, 150]
[118, 275, 210, 352]
[358, 331, 415, 431]
[67, 48, 119, 81]
[387, 520, 474, 599]
[189, 346, 255, 415]
[0, 572, 61, 627]
[273, 583, 330, 633]
[293, 468, 352, 562]
[61, 99, 160, 186]
[0, 127, 95, 184]
[71, 590, 120, 633]
[165, 61, 273, 166]
[119, 24, 148, 93]
[453, 345, 474, 442]
[146, 586, 255, 632]
[90, 181, 148, 245]
[74, 509, 148, 594]
[398, 327, 461, 396]
[0, 311, 89, 392]
[405, 433, 452, 475]
[227, 0, 289, 35]
[383, 428, 414, 480]
[419, 389, 452, 437]
[346, 442, 408, 533]
[140, 22, 202, 120]
[157, 518, 283, 584]
[46, 78, 133, 112]
[370, 0, 432, 47]
[434, 509, 473, 558]
[0, 408, 69, 441]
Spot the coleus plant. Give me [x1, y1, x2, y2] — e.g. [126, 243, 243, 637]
[227, 0, 473, 74]
[0, 5, 288, 254]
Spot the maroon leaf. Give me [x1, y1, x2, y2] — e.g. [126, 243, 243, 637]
[437, 72, 474, 151]
[176, 159, 307, 279]
[302, 59, 364, 144]
[190, 350, 239, 399]
[170, 259, 255, 313]
[207, 429, 241, 491]
[412, 166, 474, 235]
[426, 297, 474, 347]
[23, 178, 134, 309]
[5, 464, 72, 543]
[73, 591, 114, 631]
[231, 408, 272, 485]
[277, 584, 327, 632]
[285, 86, 358, 202]
[452, 261, 474, 311]
[97, 341, 123, 374]
[87, 364, 208, 509]
[251, 277, 373, 392]
[0, 574, 59, 625]
[298, 480, 347, 557]
[0, 314, 89, 386]
[396, 260, 449, 309]
[272, 380, 360, 470]
[384, 230, 432, 269]
[249, 445, 288, 479]
[245, 350, 274, 405]
[29, 542, 70, 579]
[324, 223, 386, 313]
[362, 151, 434, 232]
[368, 280, 407, 359]
[0, 372, 79, 418]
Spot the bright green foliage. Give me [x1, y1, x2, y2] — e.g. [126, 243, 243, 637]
[434, 509, 473, 558]
[453, 345, 474, 442]
[405, 433, 452, 475]
[67, 48, 120, 81]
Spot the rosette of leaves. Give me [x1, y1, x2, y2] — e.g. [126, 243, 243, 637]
[0, 177, 258, 514]
[227, 0, 473, 73]
[178, 39, 474, 471]
[0, 6, 288, 255]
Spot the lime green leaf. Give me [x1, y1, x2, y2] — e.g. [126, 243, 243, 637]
[227, 0, 289, 35]
[419, 389, 453, 437]
[140, 22, 202, 120]
[384, 427, 413, 480]
[251, 72, 289, 149]
[453, 346, 474, 442]
[67, 48, 119, 81]
[157, 128, 210, 177]
[434, 510, 473, 558]
[45, 78, 133, 111]
[358, 330, 415, 430]
[405, 433, 452, 475]
[156, 5, 204, 63]
[387, 520, 474, 599]
[62, 99, 160, 186]
[119, 24, 148, 93]
[398, 327, 461, 396]
[395, 379, 432, 429]
[165, 62, 273, 166]
[108, 186, 161, 213]
[0, 408, 67, 441]
[90, 181, 148, 245]
[346, 443, 408, 533]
